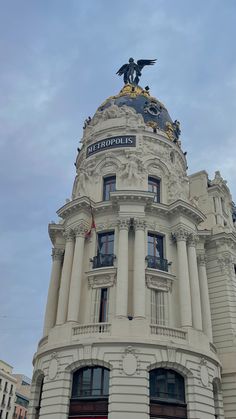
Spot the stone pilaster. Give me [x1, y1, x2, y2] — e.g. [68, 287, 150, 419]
[197, 254, 213, 341]
[43, 248, 64, 336]
[67, 224, 87, 322]
[187, 234, 203, 331]
[56, 229, 75, 325]
[172, 228, 192, 327]
[116, 219, 130, 317]
[133, 219, 146, 318]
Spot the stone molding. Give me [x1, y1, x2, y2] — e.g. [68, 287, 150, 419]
[74, 223, 89, 238]
[217, 252, 234, 275]
[145, 269, 175, 291]
[187, 233, 199, 247]
[134, 218, 146, 231]
[118, 218, 130, 230]
[63, 229, 75, 242]
[172, 227, 191, 242]
[197, 254, 207, 266]
[52, 248, 64, 261]
[86, 267, 117, 288]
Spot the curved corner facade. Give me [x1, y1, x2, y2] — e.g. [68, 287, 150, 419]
[29, 85, 236, 419]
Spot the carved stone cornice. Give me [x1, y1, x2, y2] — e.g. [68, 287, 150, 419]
[134, 218, 146, 231]
[63, 229, 75, 242]
[172, 227, 190, 242]
[48, 223, 64, 245]
[118, 218, 130, 230]
[86, 267, 117, 288]
[197, 254, 207, 266]
[217, 252, 234, 275]
[52, 248, 64, 261]
[145, 269, 175, 291]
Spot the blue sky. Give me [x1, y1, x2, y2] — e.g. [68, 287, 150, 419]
[0, 0, 236, 377]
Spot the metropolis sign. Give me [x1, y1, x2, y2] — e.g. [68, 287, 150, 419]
[86, 135, 136, 157]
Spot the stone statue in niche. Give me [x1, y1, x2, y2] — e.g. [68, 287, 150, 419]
[75, 168, 90, 196]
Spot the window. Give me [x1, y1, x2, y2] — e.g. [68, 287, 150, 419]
[72, 367, 109, 398]
[1, 394, 5, 406]
[92, 288, 109, 323]
[0, 410, 2, 418]
[5, 413, 8, 419]
[148, 176, 160, 203]
[9, 385, 13, 395]
[93, 231, 115, 268]
[150, 369, 185, 403]
[147, 233, 168, 271]
[103, 176, 116, 201]
[4, 382, 7, 392]
[7, 396, 11, 407]
[151, 290, 168, 326]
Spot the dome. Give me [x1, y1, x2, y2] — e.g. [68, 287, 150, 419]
[97, 84, 180, 141]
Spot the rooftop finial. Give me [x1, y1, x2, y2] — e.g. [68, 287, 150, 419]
[116, 58, 157, 85]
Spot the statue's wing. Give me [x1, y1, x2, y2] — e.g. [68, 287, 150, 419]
[116, 63, 129, 76]
[137, 59, 157, 71]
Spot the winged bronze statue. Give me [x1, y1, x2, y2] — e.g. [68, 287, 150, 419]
[116, 57, 157, 85]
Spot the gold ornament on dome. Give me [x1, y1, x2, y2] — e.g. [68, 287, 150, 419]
[146, 121, 158, 129]
[165, 121, 175, 141]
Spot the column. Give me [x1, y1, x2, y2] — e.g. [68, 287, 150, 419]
[173, 228, 192, 327]
[116, 219, 129, 317]
[56, 230, 75, 325]
[187, 235, 203, 330]
[133, 219, 146, 318]
[43, 248, 64, 336]
[67, 225, 86, 322]
[197, 254, 213, 341]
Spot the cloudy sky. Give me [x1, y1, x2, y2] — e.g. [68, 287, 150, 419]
[1, 0, 236, 378]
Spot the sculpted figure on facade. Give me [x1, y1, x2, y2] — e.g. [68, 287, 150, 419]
[121, 154, 145, 185]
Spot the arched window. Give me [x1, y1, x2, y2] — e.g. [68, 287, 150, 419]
[150, 368, 187, 419]
[72, 366, 109, 398]
[69, 367, 109, 419]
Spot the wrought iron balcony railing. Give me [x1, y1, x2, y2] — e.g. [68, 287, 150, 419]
[146, 255, 168, 272]
[91, 254, 116, 269]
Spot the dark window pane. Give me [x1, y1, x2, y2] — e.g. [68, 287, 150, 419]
[103, 176, 116, 201]
[99, 288, 108, 323]
[148, 177, 160, 203]
[98, 232, 114, 255]
[72, 367, 110, 398]
[150, 368, 185, 403]
[92, 368, 102, 396]
[148, 233, 163, 258]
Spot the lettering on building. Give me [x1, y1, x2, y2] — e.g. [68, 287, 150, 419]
[86, 135, 136, 157]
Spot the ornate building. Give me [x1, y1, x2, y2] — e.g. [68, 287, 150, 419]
[29, 69, 236, 419]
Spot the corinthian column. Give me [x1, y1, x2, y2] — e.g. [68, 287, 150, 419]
[56, 230, 75, 325]
[133, 219, 146, 318]
[67, 224, 87, 322]
[173, 228, 192, 327]
[43, 248, 64, 336]
[197, 254, 213, 341]
[187, 235, 203, 331]
[116, 219, 130, 317]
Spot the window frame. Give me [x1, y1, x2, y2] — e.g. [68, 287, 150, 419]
[150, 368, 185, 404]
[148, 176, 161, 203]
[72, 367, 110, 399]
[103, 175, 116, 201]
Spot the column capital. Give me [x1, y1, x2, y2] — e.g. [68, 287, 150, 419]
[134, 218, 146, 231]
[172, 227, 190, 242]
[118, 218, 130, 230]
[187, 233, 199, 247]
[74, 223, 88, 238]
[63, 229, 75, 242]
[197, 253, 207, 266]
[52, 248, 64, 261]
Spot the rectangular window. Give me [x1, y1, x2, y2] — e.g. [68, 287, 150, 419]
[4, 382, 7, 392]
[93, 231, 115, 268]
[103, 176, 116, 201]
[148, 176, 160, 203]
[147, 233, 167, 271]
[151, 290, 168, 326]
[91, 288, 109, 323]
[9, 384, 13, 395]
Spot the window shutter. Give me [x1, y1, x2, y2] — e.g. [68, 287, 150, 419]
[150, 290, 169, 326]
[151, 289, 156, 324]
[106, 288, 110, 322]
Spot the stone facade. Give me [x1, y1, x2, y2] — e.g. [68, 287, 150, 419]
[0, 360, 17, 419]
[29, 84, 236, 419]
